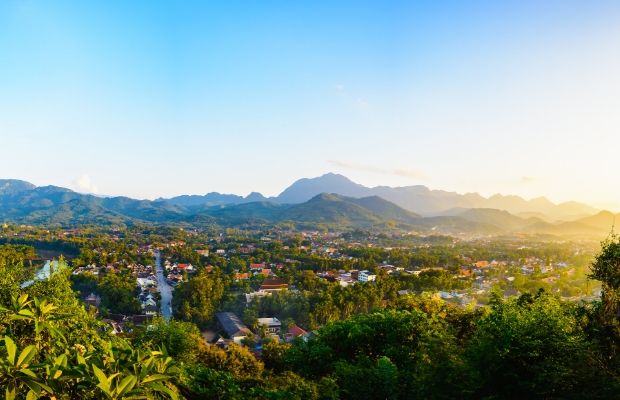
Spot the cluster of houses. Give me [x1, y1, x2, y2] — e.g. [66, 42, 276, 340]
[317, 269, 377, 286]
[135, 265, 161, 316]
[73, 261, 164, 325]
[163, 261, 195, 286]
[214, 311, 311, 349]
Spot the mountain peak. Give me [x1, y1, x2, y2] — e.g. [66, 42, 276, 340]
[244, 192, 267, 202]
[0, 179, 36, 195]
[276, 173, 369, 204]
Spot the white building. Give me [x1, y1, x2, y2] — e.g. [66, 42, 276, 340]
[257, 317, 282, 334]
[358, 270, 377, 282]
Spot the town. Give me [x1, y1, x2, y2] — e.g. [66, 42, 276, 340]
[1, 223, 600, 354]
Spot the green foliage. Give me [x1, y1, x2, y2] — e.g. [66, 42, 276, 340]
[0, 292, 181, 399]
[133, 319, 203, 364]
[590, 234, 620, 291]
[98, 272, 141, 315]
[286, 310, 462, 399]
[465, 292, 610, 398]
[172, 270, 226, 328]
[261, 340, 290, 373]
[0, 248, 180, 399]
[197, 343, 263, 379]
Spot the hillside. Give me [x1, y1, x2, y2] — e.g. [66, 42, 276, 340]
[0, 177, 614, 238]
[0, 179, 36, 195]
[278, 193, 384, 227]
[275, 174, 599, 220]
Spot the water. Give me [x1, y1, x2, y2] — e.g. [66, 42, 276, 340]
[21, 260, 61, 288]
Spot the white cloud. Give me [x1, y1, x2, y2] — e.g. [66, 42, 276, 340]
[73, 174, 99, 194]
[328, 160, 426, 180]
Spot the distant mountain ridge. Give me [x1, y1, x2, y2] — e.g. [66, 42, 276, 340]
[0, 175, 613, 238]
[162, 173, 598, 221]
[270, 173, 599, 220]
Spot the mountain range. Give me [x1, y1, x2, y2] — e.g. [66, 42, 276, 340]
[0, 175, 615, 238]
[167, 173, 598, 221]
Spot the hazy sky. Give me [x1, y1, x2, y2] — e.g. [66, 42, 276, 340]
[1, 1, 619, 209]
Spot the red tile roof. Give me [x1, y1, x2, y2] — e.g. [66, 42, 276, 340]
[287, 324, 307, 337]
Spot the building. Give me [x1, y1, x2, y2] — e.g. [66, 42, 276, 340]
[84, 293, 101, 310]
[257, 317, 281, 334]
[177, 263, 194, 272]
[259, 278, 288, 293]
[245, 291, 271, 304]
[358, 270, 377, 282]
[285, 324, 308, 342]
[216, 312, 253, 344]
[143, 304, 159, 316]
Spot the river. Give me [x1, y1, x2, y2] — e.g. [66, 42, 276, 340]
[21, 260, 60, 288]
[155, 251, 173, 321]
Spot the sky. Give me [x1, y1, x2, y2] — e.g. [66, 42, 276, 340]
[1, 1, 620, 209]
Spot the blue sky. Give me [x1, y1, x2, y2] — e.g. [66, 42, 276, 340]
[1, 1, 620, 208]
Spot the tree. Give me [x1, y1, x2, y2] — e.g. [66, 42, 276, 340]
[590, 234, 620, 317]
[588, 234, 620, 380]
[262, 340, 291, 373]
[133, 319, 203, 364]
[465, 292, 610, 399]
[98, 272, 141, 315]
[172, 270, 226, 328]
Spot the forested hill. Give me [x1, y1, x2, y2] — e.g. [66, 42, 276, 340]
[0, 179, 616, 237]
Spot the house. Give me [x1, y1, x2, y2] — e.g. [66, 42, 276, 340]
[259, 278, 288, 293]
[358, 270, 377, 282]
[177, 263, 194, 272]
[257, 268, 273, 277]
[131, 315, 153, 326]
[84, 293, 101, 310]
[137, 277, 156, 289]
[141, 293, 157, 308]
[474, 261, 489, 268]
[285, 324, 308, 342]
[337, 273, 356, 287]
[234, 272, 250, 280]
[143, 304, 159, 316]
[459, 268, 473, 278]
[245, 291, 271, 304]
[196, 249, 210, 257]
[216, 312, 253, 344]
[257, 317, 281, 334]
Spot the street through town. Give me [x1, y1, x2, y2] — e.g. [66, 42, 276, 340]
[155, 251, 173, 321]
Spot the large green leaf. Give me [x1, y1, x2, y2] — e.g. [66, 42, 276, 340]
[115, 375, 137, 397]
[16, 345, 37, 368]
[4, 336, 17, 365]
[140, 374, 170, 384]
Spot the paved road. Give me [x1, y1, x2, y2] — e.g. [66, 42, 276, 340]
[155, 251, 173, 321]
